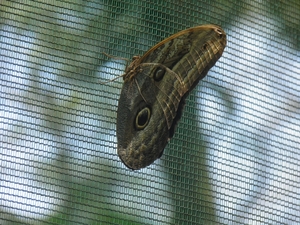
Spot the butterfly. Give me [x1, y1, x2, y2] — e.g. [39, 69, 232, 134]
[116, 24, 226, 170]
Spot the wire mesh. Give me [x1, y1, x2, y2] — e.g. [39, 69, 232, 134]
[0, 0, 299, 224]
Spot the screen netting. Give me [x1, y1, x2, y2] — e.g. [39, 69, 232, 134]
[0, 0, 299, 224]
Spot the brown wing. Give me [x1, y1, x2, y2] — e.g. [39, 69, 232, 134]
[117, 25, 226, 170]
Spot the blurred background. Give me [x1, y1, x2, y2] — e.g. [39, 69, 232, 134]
[0, 0, 299, 224]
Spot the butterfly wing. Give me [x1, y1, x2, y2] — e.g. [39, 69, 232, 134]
[117, 25, 226, 170]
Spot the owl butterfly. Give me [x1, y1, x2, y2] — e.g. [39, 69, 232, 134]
[117, 24, 226, 170]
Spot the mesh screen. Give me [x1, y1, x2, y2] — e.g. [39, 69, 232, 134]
[1, 0, 299, 224]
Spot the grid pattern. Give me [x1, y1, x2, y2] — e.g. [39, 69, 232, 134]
[0, 0, 299, 224]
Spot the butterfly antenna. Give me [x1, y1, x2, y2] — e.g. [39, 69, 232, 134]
[102, 52, 130, 62]
[100, 52, 131, 84]
[99, 74, 124, 84]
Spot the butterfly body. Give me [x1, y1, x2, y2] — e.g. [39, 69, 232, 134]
[117, 25, 226, 170]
